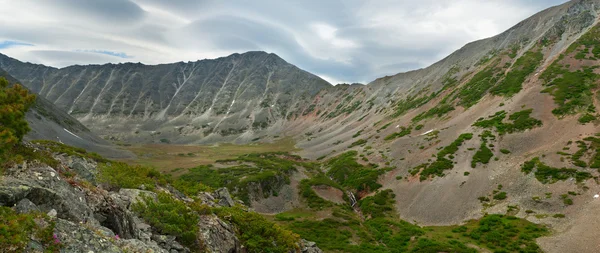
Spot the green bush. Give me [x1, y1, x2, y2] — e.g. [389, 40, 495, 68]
[472, 109, 542, 135]
[0, 77, 36, 162]
[132, 192, 201, 248]
[326, 151, 384, 193]
[384, 127, 411, 141]
[500, 149, 511, 154]
[98, 162, 168, 191]
[491, 51, 543, 96]
[214, 207, 300, 253]
[493, 192, 507, 200]
[578, 113, 596, 124]
[358, 190, 396, 219]
[0, 207, 60, 252]
[521, 157, 592, 184]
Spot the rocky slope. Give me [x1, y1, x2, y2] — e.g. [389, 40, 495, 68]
[0, 142, 322, 253]
[0, 51, 330, 144]
[0, 68, 132, 159]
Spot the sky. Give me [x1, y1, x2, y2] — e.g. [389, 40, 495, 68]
[0, 0, 568, 85]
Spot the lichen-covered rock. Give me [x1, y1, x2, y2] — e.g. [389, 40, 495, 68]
[0, 163, 95, 223]
[15, 198, 40, 214]
[198, 215, 241, 253]
[300, 239, 323, 253]
[53, 218, 122, 253]
[214, 188, 235, 207]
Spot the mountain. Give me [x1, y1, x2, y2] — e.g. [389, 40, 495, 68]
[3, 0, 600, 252]
[0, 68, 133, 159]
[0, 51, 331, 144]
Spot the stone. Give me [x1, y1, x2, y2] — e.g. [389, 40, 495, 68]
[198, 215, 241, 253]
[15, 198, 40, 214]
[214, 188, 235, 207]
[47, 209, 57, 218]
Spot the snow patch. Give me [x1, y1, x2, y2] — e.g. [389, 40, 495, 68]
[63, 128, 83, 140]
[420, 129, 434, 136]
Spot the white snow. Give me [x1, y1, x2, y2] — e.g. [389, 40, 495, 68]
[594, 194, 599, 199]
[420, 129, 434, 136]
[63, 128, 83, 140]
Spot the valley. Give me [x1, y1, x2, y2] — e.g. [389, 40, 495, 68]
[3, 0, 600, 252]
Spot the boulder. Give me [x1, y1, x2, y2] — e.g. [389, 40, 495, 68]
[214, 188, 235, 207]
[14, 198, 40, 214]
[198, 215, 242, 253]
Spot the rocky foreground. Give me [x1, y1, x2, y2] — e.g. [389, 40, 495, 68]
[0, 143, 322, 253]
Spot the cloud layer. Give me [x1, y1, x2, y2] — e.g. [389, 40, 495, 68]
[0, 0, 567, 84]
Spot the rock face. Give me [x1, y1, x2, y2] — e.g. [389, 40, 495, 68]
[0, 51, 331, 144]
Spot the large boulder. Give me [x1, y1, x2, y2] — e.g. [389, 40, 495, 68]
[198, 215, 242, 253]
[0, 163, 95, 223]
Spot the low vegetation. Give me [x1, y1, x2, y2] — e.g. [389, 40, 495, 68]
[472, 109, 542, 135]
[384, 126, 411, 140]
[521, 157, 592, 184]
[412, 133, 473, 181]
[490, 50, 543, 96]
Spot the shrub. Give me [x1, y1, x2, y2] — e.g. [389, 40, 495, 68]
[500, 149, 511, 154]
[578, 113, 597, 124]
[0, 207, 61, 251]
[214, 207, 300, 253]
[493, 192, 507, 200]
[98, 162, 168, 191]
[384, 127, 411, 141]
[0, 77, 36, 162]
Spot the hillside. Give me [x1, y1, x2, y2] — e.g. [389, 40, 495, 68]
[0, 69, 132, 159]
[3, 0, 600, 252]
[0, 51, 331, 144]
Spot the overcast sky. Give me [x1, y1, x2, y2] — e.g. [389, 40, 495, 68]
[0, 0, 568, 84]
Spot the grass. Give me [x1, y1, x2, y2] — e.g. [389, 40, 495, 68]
[118, 137, 299, 174]
[299, 175, 344, 209]
[178, 153, 311, 204]
[348, 139, 367, 148]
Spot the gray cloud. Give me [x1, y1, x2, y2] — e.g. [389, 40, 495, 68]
[0, 0, 569, 84]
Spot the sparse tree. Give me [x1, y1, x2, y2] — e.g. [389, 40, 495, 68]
[0, 77, 36, 156]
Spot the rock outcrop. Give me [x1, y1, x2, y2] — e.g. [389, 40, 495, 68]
[0, 147, 322, 253]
